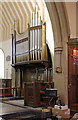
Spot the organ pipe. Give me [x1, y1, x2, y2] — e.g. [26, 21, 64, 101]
[32, 12, 35, 60]
[12, 6, 48, 63]
[34, 6, 38, 60]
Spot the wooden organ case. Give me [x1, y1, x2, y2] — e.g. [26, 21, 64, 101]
[12, 8, 53, 107]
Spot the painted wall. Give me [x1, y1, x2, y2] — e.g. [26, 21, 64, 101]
[65, 2, 76, 38]
[0, 29, 2, 48]
[0, 42, 2, 49]
[2, 39, 12, 79]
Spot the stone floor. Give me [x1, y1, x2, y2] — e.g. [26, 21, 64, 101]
[0, 102, 28, 116]
[2, 100, 43, 112]
[3, 100, 25, 108]
[0, 100, 51, 119]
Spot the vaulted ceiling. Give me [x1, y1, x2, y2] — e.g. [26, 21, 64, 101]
[0, 0, 47, 41]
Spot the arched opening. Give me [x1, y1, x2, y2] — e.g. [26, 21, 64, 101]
[0, 49, 4, 79]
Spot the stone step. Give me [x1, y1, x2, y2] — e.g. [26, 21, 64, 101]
[16, 114, 36, 120]
[2, 114, 36, 120]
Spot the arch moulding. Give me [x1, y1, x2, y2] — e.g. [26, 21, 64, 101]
[45, 1, 70, 105]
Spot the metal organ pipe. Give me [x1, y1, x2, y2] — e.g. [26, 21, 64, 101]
[32, 12, 35, 60]
[37, 11, 42, 60]
[34, 6, 38, 60]
[42, 22, 46, 60]
[30, 15, 33, 60]
[40, 16, 42, 60]
[29, 7, 43, 61]
[12, 6, 47, 64]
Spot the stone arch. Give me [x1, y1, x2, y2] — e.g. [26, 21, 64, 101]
[45, 2, 70, 105]
[0, 48, 5, 54]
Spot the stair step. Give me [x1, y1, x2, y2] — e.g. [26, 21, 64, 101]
[16, 114, 36, 120]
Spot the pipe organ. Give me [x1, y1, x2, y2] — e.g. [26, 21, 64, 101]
[12, 7, 48, 64]
[12, 7, 53, 107]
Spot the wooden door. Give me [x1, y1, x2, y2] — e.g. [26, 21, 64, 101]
[68, 42, 78, 112]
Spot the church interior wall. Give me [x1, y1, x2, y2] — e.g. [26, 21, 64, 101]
[1, 39, 12, 79]
[65, 2, 76, 38]
[0, 1, 77, 106]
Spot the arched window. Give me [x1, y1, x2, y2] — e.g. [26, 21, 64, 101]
[0, 49, 4, 78]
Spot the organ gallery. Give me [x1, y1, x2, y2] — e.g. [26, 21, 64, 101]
[11, 7, 56, 107]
